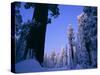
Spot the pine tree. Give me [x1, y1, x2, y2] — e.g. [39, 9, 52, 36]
[77, 13, 90, 68]
[67, 24, 75, 68]
[15, 2, 23, 63]
[49, 50, 57, 67]
[60, 47, 67, 67]
[77, 6, 97, 68]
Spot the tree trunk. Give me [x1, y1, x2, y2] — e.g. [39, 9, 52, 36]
[23, 4, 48, 65]
[32, 4, 48, 65]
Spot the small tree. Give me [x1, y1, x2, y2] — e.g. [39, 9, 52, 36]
[49, 50, 56, 67]
[60, 47, 67, 67]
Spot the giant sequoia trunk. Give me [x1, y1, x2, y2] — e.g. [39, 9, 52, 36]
[23, 4, 48, 65]
[33, 4, 48, 65]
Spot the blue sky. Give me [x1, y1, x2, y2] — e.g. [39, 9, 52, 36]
[19, 3, 83, 54]
[45, 5, 83, 54]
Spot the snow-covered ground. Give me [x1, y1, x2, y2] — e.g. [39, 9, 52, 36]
[15, 58, 72, 73]
[15, 59, 45, 73]
[15, 58, 95, 73]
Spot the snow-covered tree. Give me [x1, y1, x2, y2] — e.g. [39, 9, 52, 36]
[16, 19, 36, 63]
[67, 24, 75, 68]
[76, 6, 97, 68]
[59, 47, 67, 67]
[43, 48, 68, 68]
[83, 7, 97, 67]
[76, 13, 90, 68]
[15, 2, 23, 63]
[43, 53, 49, 67]
[55, 53, 61, 68]
[49, 50, 57, 67]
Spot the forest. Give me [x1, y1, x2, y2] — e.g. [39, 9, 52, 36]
[13, 2, 97, 72]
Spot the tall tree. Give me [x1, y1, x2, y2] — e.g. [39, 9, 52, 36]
[77, 6, 97, 68]
[23, 3, 60, 65]
[77, 13, 90, 68]
[60, 47, 67, 67]
[14, 2, 23, 63]
[67, 24, 75, 68]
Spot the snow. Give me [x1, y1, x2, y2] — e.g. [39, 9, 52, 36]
[15, 58, 95, 73]
[15, 58, 78, 73]
[15, 58, 71, 73]
[15, 7, 97, 73]
[15, 59, 45, 73]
